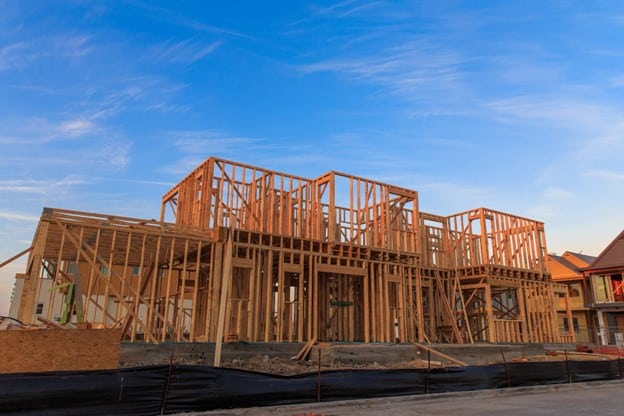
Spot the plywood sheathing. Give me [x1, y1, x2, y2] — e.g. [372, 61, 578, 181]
[0, 328, 121, 374]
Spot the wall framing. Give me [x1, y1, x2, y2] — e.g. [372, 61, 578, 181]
[13, 157, 570, 345]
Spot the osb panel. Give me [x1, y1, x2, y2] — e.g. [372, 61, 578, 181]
[0, 328, 121, 374]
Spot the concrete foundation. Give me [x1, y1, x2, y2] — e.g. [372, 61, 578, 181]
[120, 342, 577, 367]
[119, 342, 303, 366]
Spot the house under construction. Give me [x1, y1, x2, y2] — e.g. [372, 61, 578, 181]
[10, 157, 573, 345]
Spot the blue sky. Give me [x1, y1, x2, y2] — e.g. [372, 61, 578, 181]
[2, 1, 624, 314]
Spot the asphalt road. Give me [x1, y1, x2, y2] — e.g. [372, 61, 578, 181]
[184, 380, 624, 416]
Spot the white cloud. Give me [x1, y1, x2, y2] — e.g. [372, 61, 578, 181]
[300, 39, 465, 103]
[128, 2, 251, 39]
[58, 119, 96, 137]
[164, 138, 251, 176]
[162, 130, 300, 177]
[0, 211, 39, 222]
[486, 96, 619, 131]
[170, 130, 262, 154]
[0, 177, 86, 195]
[163, 155, 206, 177]
[585, 169, 624, 182]
[91, 177, 175, 187]
[97, 140, 131, 167]
[543, 186, 574, 200]
[54, 35, 93, 58]
[149, 39, 222, 64]
[426, 138, 477, 149]
[0, 36, 93, 71]
[0, 42, 31, 70]
[1, 116, 98, 143]
[309, 0, 382, 18]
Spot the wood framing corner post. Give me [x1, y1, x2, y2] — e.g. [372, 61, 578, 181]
[214, 231, 233, 367]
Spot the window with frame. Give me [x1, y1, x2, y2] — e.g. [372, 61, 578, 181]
[568, 283, 581, 297]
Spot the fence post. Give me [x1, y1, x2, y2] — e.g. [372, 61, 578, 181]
[317, 348, 321, 402]
[564, 349, 571, 384]
[425, 349, 430, 394]
[160, 352, 175, 415]
[501, 349, 511, 388]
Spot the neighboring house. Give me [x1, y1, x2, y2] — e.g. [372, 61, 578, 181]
[548, 251, 597, 344]
[584, 230, 624, 346]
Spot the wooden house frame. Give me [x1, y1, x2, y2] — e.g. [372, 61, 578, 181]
[12, 157, 570, 345]
[548, 252, 597, 344]
[583, 230, 624, 345]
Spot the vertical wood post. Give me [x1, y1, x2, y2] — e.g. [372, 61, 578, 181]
[214, 234, 233, 367]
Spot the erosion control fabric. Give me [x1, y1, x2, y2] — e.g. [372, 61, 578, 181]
[0, 361, 621, 415]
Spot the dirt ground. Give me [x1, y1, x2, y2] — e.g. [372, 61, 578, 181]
[252, 353, 611, 374]
[166, 350, 616, 376]
[117, 341, 620, 375]
[221, 354, 437, 375]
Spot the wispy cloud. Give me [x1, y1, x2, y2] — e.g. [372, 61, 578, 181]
[0, 178, 87, 195]
[542, 186, 574, 200]
[527, 185, 576, 221]
[58, 119, 97, 137]
[78, 77, 188, 120]
[162, 130, 299, 177]
[2, 77, 185, 149]
[0, 211, 40, 223]
[0, 42, 31, 70]
[171, 130, 260, 153]
[0, 116, 99, 143]
[91, 177, 175, 187]
[0, 36, 92, 71]
[163, 155, 207, 177]
[586, 169, 624, 181]
[84, 85, 145, 121]
[300, 39, 465, 104]
[128, 1, 252, 39]
[486, 96, 620, 131]
[425, 138, 477, 149]
[97, 140, 131, 167]
[309, 0, 382, 18]
[51, 35, 93, 58]
[418, 180, 497, 215]
[163, 131, 263, 175]
[149, 39, 222, 64]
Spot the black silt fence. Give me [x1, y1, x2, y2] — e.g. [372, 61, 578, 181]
[0, 360, 622, 415]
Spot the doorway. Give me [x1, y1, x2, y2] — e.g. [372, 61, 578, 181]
[317, 273, 364, 341]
